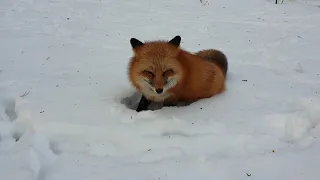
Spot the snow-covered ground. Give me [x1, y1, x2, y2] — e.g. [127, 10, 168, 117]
[1, 0, 320, 179]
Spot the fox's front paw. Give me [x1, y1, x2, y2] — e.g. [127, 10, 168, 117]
[136, 95, 151, 112]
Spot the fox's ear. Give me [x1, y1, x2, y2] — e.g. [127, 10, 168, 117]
[168, 35, 181, 47]
[130, 38, 144, 49]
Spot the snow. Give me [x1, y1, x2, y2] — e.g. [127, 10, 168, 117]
[1, 0, 320, 179]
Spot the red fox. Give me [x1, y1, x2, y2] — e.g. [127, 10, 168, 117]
[128, 35, 228, 112]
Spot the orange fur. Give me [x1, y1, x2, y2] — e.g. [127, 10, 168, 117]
[128, 36, 228, 105]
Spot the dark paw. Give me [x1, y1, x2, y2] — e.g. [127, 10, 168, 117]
[136, 95, 151, 112]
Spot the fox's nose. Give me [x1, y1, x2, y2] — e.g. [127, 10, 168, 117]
[156, 88, 163, 94]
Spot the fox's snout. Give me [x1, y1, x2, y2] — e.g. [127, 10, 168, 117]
[155, 88, 163, 94]
[154, 79, 164, 94]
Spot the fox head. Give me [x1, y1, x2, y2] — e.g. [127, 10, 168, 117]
[128, 35, 184, 102]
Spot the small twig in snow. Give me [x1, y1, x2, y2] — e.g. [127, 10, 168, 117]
[20, 91, 30, 97]
[275, 0, 284, 4]
[200, 0, 209, 5]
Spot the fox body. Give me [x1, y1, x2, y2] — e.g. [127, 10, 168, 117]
[128, 35, 228, 112]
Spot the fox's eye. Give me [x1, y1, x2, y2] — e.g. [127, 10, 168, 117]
[163, 69, 175, 77]
[141, 70, 154, 79]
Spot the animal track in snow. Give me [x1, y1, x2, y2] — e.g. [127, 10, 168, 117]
[12, 130, 23, 142]
[49, 140, 62, 155]
[266, 99, 320, 148]
[0, 96, 60, 179]
[29, 134, 58, 180]
[4, 98, 17, 122]
[0, 98, 21, 149]
[0, 97, 28, 149]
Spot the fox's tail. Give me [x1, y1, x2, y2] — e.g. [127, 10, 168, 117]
[195, 49, 228, 76]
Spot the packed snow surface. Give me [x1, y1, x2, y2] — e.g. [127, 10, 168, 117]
[1, 0, 320, 179]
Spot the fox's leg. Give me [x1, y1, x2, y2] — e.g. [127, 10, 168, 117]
[136, 95, 151, 112]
